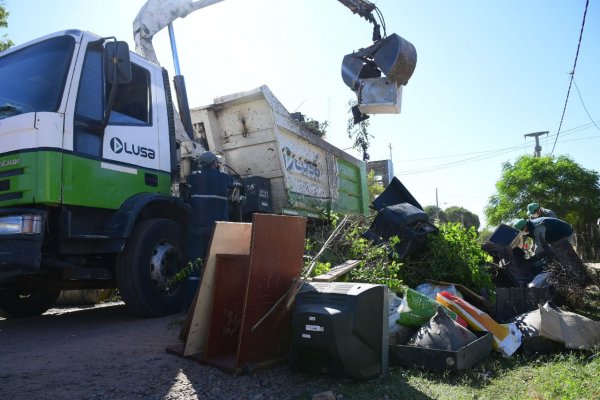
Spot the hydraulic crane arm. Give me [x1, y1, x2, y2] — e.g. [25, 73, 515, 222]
[337, 0, 381, 40]
[133, 0, 226, 151]
[133, 0, 224, 65]
[132, 0, 417, 148]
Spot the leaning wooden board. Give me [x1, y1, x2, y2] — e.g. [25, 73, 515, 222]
[311, 259, 360, 282]
[183, 222, 252, 356]
[234, 213, 306, 367]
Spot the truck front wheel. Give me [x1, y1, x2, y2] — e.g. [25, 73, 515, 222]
[116, 218, 186, 317]
[0, 283, 61, 318]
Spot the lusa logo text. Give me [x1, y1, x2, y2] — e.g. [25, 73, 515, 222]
[110, 137, 155, 159]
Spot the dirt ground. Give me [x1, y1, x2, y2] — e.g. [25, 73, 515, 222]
[0, 302, 337, 400]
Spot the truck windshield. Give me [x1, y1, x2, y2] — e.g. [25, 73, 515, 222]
[0, 36, 75, 120]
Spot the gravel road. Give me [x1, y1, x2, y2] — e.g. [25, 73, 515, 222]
[0, 302, 338, 400]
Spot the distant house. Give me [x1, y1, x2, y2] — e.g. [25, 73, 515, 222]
[367, 159, 394, 187]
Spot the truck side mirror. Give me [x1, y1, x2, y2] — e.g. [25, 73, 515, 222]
[105, 41, 132, 84]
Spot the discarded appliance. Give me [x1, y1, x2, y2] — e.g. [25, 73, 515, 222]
[482, 224, 544, 287]
[371, 176, 422, 211]
[482, 223, 522, 252]
[290, 282, 389, 380]
[363, 203, 437, 259]
[364, 177, 436, 259]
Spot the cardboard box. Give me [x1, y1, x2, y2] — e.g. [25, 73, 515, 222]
[389, 332, 493, 372]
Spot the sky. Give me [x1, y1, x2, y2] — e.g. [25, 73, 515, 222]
[3, 0, 599, 227]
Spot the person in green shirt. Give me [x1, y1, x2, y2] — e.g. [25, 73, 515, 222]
[527, 202, 557, 219]
[514, 217, 573, 256]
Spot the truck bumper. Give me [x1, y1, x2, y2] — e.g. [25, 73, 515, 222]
[0, 209, 46, 279]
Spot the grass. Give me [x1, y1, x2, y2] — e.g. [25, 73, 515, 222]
[322, 351, 599, 400]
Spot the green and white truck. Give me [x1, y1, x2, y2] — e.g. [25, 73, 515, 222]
[0, 31, 191, 318]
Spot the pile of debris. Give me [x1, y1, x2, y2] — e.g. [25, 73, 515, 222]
[166, 177, 599, 381]
[379, 179, 600, 372]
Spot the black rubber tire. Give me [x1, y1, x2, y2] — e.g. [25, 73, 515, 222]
[0, 284, 61, 318]
[116, 218, 186, 317]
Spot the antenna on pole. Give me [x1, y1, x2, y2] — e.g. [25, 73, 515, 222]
[524, 131, 549, 157]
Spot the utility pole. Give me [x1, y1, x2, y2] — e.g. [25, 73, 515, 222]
[524, 131, 549, 157]
[388, 143, 393, 161]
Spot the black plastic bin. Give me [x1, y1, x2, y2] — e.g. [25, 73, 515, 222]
[389, 331, 493, 372]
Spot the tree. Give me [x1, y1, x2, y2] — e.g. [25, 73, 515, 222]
[423, 205, 447, 224]
[367, 169, 385, 204]
[346, 99, 372, 161]
[484, 155, 600, 259]
[424, 205, 480, 230]
[0, 2, 13, 52]
[445, 206, 480, 231]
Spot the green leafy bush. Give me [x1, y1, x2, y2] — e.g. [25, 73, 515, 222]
[402, 222, 494, 292]
[304, 215, 493, 295]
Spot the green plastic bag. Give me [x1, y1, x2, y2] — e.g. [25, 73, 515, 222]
[397, 288, 463, 327]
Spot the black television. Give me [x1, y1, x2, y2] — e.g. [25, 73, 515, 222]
[289, 282, 389, 380]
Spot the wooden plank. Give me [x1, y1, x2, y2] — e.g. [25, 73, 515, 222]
[235, 214, 306, 368]
[312, 259, 360, 282]
[203, 254, 250, 362]
[183, 222, 252, 356]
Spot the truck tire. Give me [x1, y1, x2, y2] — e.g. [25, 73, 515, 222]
[116, 218, 186, 317]
[0, 284, 61, 318]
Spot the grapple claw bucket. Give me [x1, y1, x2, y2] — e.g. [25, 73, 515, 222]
[373, 34, 417, 86]
[342, 34, 417, 117]
[342, 33, 417, 89]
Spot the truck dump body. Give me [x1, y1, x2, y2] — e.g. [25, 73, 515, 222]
[190, 86, 369, 217]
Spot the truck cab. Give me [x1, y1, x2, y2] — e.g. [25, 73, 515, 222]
[0, 30, 189, 318]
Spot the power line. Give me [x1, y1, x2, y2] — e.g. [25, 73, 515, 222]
[573, 79, 600, 131]
[394, 119, 600, 164]
[396, 146, 515, 163]
[550, 0, 590, 155]
[551, 134, 600, 145]
[396, 125, 600, 176]
[397, 144, 527, 175]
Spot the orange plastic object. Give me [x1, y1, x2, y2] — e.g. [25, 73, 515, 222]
[436, 291, 522, 357]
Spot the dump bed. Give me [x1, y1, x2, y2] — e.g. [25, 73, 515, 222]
[190, 86, 369, 217]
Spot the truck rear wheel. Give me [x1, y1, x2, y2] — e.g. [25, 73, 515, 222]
[116, 218, 186, 317]
[0, 284, 61, 318]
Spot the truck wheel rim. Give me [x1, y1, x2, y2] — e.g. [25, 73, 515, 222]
[149, 241, 180, 293]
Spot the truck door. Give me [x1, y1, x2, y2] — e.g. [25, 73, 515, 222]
[63, 44, 167, 210]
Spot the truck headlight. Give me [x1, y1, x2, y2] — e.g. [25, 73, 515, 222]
[0, 215, 43, 234]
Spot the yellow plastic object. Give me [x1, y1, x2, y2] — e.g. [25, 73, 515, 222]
[436, 291, 522, 357]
